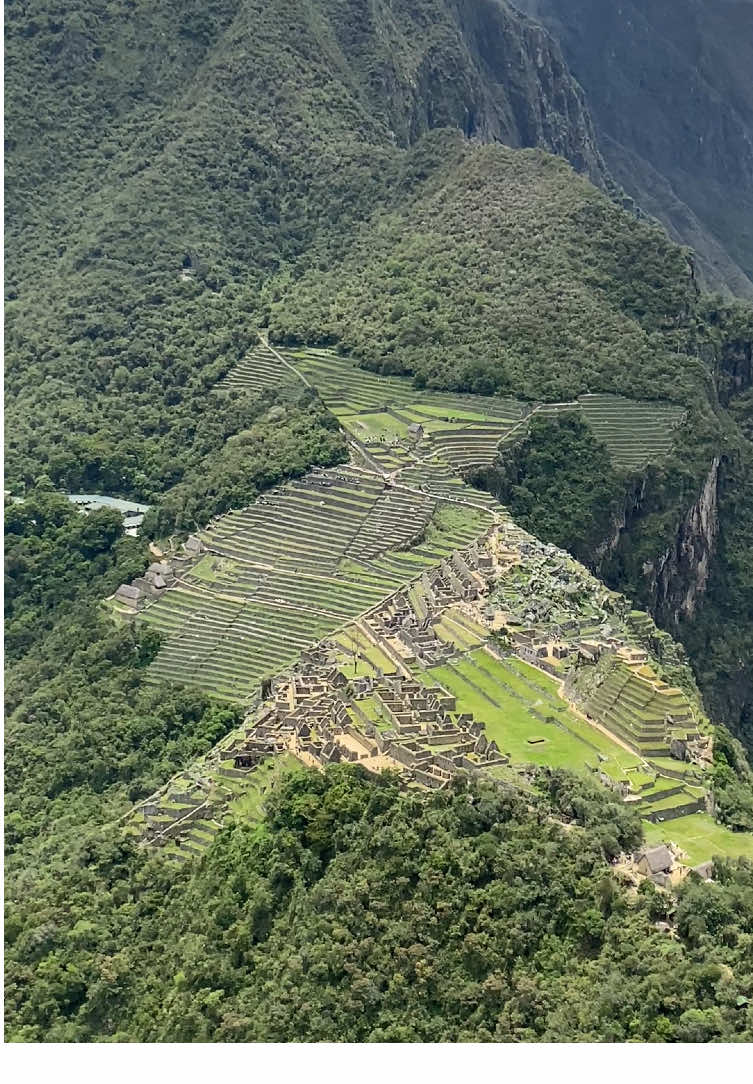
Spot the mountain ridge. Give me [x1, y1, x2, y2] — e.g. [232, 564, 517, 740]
[513, 0, 753, 298]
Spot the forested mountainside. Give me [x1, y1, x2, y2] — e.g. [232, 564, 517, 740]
[7, 766, 753, 1043]
[5, 0, 605, 499]
[514, 0, 753, 299]
[6, 0, 753, 751]
[5, 0, 753, 1043]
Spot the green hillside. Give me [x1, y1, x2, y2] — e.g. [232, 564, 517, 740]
[270, 139, 708, 405]
[515, 0, 753, 297]
[5, 0, 753, 1047]
[7, 767, 753, 1042]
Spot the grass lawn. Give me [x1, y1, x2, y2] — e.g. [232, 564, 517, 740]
[646, 756, 700, 778]
[435, 618, 478, 651]
[498, 655, 642, 768]
[446, 607, 489, 641]
[428, 661, 598, 771]
[433, 651, 643, 781]
[335, 655, 375, 680]
[430, 504, 485, 534]
[338, 559, 396, 589]
[344, 412, 408, 442]
[410, 404, 499, 424]
[353, 696, 390, 730]
[643, 813, 753, 866]
[191, 555, 239, 583]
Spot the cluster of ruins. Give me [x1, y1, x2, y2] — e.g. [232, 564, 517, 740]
[128, 504, 711, 863]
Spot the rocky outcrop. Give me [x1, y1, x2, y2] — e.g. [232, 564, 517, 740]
[594, 452, 722, 630]
[332, 0, 608, 184]
[513, 0, 753, 297]
[642, 457, 721, 624]
[592, 475, 647, 568]
[717, 333, 753, 406]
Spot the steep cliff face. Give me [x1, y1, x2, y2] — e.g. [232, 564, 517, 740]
[325, 0, 608, 183]
[642, 456, 721, 625]
[513, 0, 753, 297]
[717, 332, 753, 405]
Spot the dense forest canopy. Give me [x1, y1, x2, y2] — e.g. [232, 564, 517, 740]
[6, 767, 753, 1043]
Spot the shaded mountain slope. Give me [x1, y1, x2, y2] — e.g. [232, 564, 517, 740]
[514, 0, 753, 297]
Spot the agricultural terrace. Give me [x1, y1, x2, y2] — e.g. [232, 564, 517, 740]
[218, 343, 686, 474]
[126, 754, 304, 863]
[537, 394, 686, 471]
[139, 462, 494, 701]
[129, 339, 717, 860]
[216, 343, 289, 393]
[286, 347, 686, 472]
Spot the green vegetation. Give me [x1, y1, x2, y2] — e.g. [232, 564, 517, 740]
[711, 727, 753, 832]
[223, 754, 303, 826]
[5, 0, 753, 755]
[271, 139, 708, 406]
[141, 391, 347, 536]
[6, 0, 753, 1047]
[4, 507, 242, 856]
[680, 438, 753, 757]
[475, 413, 627, 565]
[4, 489, 147, 660]
[7, 766, 753, 1042]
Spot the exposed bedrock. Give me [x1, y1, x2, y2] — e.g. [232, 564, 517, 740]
[334, 0, 608, 183]
[597, 456, 720, 629]
[642, 456, 721, 625]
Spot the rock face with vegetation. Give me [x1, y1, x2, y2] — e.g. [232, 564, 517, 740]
[5, 0, 753, 1044]
[514, 0, 753, 298]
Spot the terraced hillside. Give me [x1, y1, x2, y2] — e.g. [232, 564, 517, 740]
[137, 464, 495, 701]
[118, 339, 752, 868]
[220, 343, 687, 474]
[125, 506, 747, 867]
[538, 394, 687, 470]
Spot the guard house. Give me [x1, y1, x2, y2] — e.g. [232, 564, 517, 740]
[184, 534, 205, 556]
[636, 845, 674, 885]
[114, 583, 143, 610]
[407, 422, 424, 441]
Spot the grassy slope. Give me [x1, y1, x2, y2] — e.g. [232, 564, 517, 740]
[644, 813, 753, 867]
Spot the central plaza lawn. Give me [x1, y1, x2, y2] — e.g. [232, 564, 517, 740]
[428, 649, 642, 777]
[643, 813, 753, 865]
[427, 660, 600, 771]
[477, 652, 642, 768]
